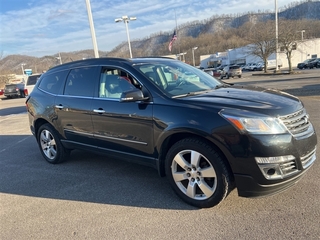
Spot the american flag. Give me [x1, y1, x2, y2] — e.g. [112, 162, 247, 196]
[168, 30, 177, 52]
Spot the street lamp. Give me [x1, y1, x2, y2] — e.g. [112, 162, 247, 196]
[21, 63, 26, 75]
[55, 52, 62, 65]
[85, 0, 99, 58]
[177, 52, 187, 62]
[275, 0, 279, 72]
[115, 16, 136, 58]
[192, 47, 198, 66]
[297, 30, 305, 41]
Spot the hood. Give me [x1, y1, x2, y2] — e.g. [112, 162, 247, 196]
[183, 85, 302, 116]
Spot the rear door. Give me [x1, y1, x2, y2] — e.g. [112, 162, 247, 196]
[55, 66, 99, 146]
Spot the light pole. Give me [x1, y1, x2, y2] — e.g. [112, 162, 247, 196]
[21, 63, 26, 75]
[275, 0, 279, 72]
[192, 47, 198, 66]
[85, 0, 99, 58]
[297, 30, 305, 41]
[115, 16, 136, 58]
[176, 52, 187, 62]
[296, 30, 306, 62]
[55, 52, 62, 65]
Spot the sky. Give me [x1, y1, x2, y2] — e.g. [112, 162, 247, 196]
[0, 0, 296, 57]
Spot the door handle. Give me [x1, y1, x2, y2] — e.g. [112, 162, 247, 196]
[55, 104, 64, 109]
[93, 109, 105, 114]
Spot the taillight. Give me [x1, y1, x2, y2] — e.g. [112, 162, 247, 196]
[24, 89, 28, 96]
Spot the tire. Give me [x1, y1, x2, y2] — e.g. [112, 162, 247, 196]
[238, 75, 241, 78]
[165, 138, 233, 208]
[37, 123, 69, 164]
[20, 90, 25, 98]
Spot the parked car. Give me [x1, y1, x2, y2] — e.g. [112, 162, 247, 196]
[248, 63, 259, 71]
[4, 82, 26, 98]
[220, 65, 242, 79]
[203, 68, 221, 77]
[26, 57, 317, 208]
[242, 63, 254, 71]
[305, 58, 320, 69]
[255, 62, 264, 71]
[297, 59, 315, 69]
[25, 74, 42, 95]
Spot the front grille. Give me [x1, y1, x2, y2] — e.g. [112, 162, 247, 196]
[279, 109, 312, 138]
[279, 159, 298, 176]
[301, 147, 317, 169]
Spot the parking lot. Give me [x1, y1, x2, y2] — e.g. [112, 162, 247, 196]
[0, 71, 319, 239]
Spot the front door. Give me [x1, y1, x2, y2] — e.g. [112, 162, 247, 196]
[91, 67, 154, 164]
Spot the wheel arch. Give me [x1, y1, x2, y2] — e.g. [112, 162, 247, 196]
[157, 132, 234, 182]
[33, 118, 63, 141]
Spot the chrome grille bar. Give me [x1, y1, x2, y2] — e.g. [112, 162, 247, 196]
[301, 147, 317, 169]
[279, 109, 312, 138]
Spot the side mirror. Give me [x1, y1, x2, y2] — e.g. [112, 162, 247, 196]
[120, 88, 149, 103]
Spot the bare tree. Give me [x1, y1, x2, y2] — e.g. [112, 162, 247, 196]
[241, 21, 276, 73]
[278, 20, 304, 73]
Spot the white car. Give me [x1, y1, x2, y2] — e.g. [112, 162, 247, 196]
[25, 74, 42, 95]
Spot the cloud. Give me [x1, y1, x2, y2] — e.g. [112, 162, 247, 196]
[0, 0, 295, 57]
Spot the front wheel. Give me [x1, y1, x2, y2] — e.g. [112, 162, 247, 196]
[37, 123, 69, 164]
[165, 138, 233, 208]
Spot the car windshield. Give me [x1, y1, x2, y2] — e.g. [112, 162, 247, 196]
[133, 60, 222, 98]
[230, 65, 240, 69]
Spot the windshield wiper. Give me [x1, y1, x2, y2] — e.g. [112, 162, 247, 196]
[215, 83, 230, 89]
[172, 90, 212, 98]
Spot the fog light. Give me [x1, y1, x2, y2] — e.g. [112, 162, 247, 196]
[255, 155, 298, 180]
[266, 168, 276, 176]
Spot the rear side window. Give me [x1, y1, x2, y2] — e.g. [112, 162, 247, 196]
[38, 70, 68, 94]
[64, 67, 96, 97]
[27, 75, 41, 85]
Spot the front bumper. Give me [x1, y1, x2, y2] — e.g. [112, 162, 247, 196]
[218, 127, 317, 198]
[235, 158, 314, 197]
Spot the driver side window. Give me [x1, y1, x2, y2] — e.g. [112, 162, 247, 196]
[99, 67, 136, 99]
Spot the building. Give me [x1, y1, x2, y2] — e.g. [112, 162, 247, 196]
[200, 38, 320, 69]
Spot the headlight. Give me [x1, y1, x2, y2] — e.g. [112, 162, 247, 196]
[220, 111, 287, 134]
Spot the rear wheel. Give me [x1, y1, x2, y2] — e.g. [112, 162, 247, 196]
[37, 123, 69, 164]
[20, 90, 25, 98]
[165, 138, 233, 208]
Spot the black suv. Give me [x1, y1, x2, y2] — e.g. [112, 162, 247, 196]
[26, 57, 317, 208]
[297, 59, 315, 69]
[306, 58, 320, 69]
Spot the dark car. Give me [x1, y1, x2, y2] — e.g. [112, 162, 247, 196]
[26, 57, 317, 208]
[4, 82, 26, 98]
[306, 58, 320, 69]
[297, 59, 315, 69]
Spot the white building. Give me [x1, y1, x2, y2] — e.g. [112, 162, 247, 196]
[200, 38, 320, 69]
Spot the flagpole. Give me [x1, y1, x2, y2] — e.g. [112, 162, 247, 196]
[175, 10, 181, 55]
